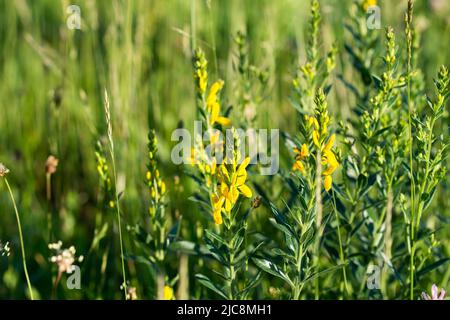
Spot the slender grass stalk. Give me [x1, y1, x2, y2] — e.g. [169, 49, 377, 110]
[46, 173, 52, 242]
[4, 177, 34, 300]
[103, 89, 128, 299]
[190, 0, 197, 52]
[207, 1, 219, 76]
[405, 0, 416, 300]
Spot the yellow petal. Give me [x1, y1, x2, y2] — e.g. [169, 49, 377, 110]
[221, 165, 230, 181]
[210, 102, 220, 125]
[209, 80, 224, 97]
[323, 134, 335, 152]
[225, 198, 233, 212]
[238, 184, 253, 198]
[301, 144, 309, 158]
[313, 118, 319, 130]
[213, 209, 223, 225]
[216, 117, 231, 127]
[211, 158, 217, 175]
[236, 170, 247, 186]
[230, 186, 239, 203]
[240, 157, 251, 170]
[312, 130, 320, 147]
[220, 182, 229, 197]
[164, 286, 174, 300]
[324, 175, 332, 191]
[293, 160, 305, 174]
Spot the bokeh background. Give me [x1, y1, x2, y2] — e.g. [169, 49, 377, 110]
[0, 0, 449, 299]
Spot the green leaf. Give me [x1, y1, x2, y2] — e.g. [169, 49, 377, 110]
[204, 229, 226, 246]
[303, 263, 347, 285]
[252, 257, 293, 286]
[195, 274, 229, 299]
[417, 258, 450, 278]
[168, 240, 209, 256]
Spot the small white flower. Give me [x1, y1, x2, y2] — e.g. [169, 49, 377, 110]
[49, 241, 83, 274]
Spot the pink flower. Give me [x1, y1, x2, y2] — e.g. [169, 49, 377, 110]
[421, 284, 446, 300]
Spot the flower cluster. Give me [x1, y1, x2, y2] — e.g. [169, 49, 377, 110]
[94, 141, 115, 209]
[49, 241, 83, 274]
[0, 163, 9, 177]
[193, 48, 208, 95]
[293, 90, 339, 191]
[45, 155, 59, 175]
[212, 156, 252, 225]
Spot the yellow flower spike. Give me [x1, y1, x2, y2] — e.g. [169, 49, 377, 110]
[324, 175, 333, 192]
[164, 286, 174, 300]
[312, 130, 320, 147]
[323, 134, 335, 152]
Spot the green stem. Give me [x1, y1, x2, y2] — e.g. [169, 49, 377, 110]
[332, 190, 349, 297]
[227, 226, 235, 300]
[109, 152, 128, 300]
[4, 178, 34, 300]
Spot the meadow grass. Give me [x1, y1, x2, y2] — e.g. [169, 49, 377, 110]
[0, 0, 449, 300]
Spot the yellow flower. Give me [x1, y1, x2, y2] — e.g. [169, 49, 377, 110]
[312, 130, 320, 147]
[322, 150, 339, 175]
[217, 157, 252, 215]
[207, 80, 224, 108]
[294, 144, 309, 160]
[109, 201, 115, 208]
[164, 285, 174, 300]
[212, 192, 225, 225]
[323, 134, 335, 152]
[207, 80, 231, 127]
[363, 0, 377, 11]
[324, 175, 333, 192]
[304, 115, 319, 129]
[293, 160, 306, 174]
[213, 210, 223, 225]
[160, 181, 166, 195]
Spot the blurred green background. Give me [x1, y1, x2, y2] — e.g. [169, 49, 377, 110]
[0, 0, 448, 299]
